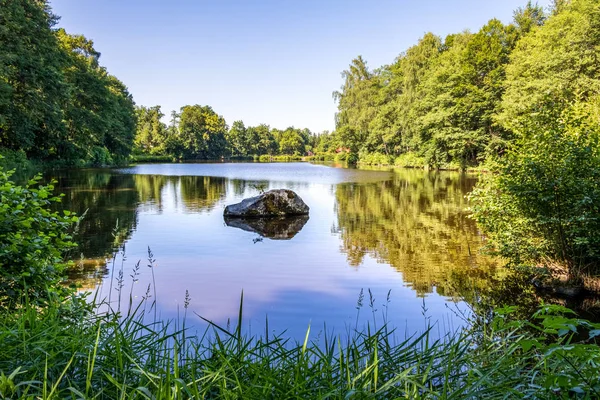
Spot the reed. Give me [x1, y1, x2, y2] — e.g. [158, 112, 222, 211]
[1, 285, 599, 399]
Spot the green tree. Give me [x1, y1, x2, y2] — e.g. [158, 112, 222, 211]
[512, 1, 546, 35]
[471, 100, 600, 274]
[416, 20, 519, 168]
[278, 127, 306, 155]
[227, 120, 248, 156]
[178, 105, 227, 159]
[134, 106, 168, 155]
[255, 124, 277, 155]
[333, 56, 381, 154]
[499, 0, 600, 135]
[0, 0, 66, 155]
[379, 33, 443, 155]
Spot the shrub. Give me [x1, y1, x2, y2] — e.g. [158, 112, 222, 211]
[470, 102, 600, 273]
[394, 152, 427, 168]
[0, 166, 78, 308]
[358, 152, 392, 166]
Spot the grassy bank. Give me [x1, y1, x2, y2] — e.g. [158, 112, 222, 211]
[1, 291, 599, 399]
[356, 151, 492, 172]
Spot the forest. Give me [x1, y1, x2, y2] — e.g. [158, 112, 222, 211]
[0, 1, 319, 166]
[326, 0, 598, 169]
[3, 0, 598, 171]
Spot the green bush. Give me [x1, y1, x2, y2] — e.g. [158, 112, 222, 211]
[358, 152, 392, 166]
[130, 154, 175, 163]
[88, 146, 114, 166]
[334, 152, 358, 164]
[393, 152, 427, 168]
[0, 166, 78, 309]
[470, 102, 600, 273]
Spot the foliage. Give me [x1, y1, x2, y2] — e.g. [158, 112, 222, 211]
[0, 165, 77, 309]
[470, 101, 600, 273]
[176, 105, 228, 159]
[499, 0, 600, 134]
[470, 0, 600, 273]
[329, 1, 551, 169]
[0, 0, 65, 153]
[134, 105, 169, 155]
[0, 1, 136, 166]
[357, 152, 392, 166]
[393, 152, 427, 168]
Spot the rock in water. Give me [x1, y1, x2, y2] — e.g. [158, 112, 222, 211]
[223, 189, 309, 217]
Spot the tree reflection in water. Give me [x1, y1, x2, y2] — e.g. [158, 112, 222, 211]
[334, 169, 500, 299]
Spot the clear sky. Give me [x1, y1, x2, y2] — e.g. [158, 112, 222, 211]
[49, 0, 551, 133]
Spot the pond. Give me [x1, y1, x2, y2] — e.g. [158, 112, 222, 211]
[50, 162, 499, 340]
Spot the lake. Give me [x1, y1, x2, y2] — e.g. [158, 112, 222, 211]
[50, 162, 498, 340]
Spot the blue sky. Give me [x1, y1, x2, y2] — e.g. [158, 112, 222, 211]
[49, 0, 551, 133]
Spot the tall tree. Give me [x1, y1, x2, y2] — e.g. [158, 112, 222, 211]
[134, 105, 167, 154]
[0, 0, 66, 154]
[333, 56, 381, 153]
[178, 105, 227, 159]
[57, 29, 136, 164]
[226, 120, 248, 156]
[499, 0, 600, 135]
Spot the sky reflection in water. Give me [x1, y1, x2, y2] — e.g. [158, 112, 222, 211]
[55, 163, 496, 340]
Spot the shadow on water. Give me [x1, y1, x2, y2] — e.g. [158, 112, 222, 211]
[224, 215, 309, 240]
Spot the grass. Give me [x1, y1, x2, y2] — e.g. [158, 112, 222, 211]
[129, 154, 176, 163]
[1, 280, 600, 399]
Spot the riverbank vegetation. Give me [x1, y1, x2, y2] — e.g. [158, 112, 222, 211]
[2, 0, 600, 397]
[1, 288, 599, 399]
[132, 104, 324, 162]
[1, 159, 600, 398]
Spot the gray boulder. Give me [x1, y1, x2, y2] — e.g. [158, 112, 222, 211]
[223, 189, 309, 217]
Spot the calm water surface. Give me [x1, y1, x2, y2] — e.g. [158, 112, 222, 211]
[51, 162, 498, 339]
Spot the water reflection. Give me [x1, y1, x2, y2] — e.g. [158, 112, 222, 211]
[224, 215, 309, 240]
[46, 164, 501, 337]
[134, 175, 227, 213]
[50, 169, 139, 260]
[50, 172, 228, 289]
[334, 169, 498, 298]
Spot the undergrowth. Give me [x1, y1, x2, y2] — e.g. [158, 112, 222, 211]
[1, 284, 599, 398]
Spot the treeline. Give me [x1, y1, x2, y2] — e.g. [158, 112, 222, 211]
[133, 104, 323, 161]
[0, 0, 136, 166]
[326, 0, 598, 169]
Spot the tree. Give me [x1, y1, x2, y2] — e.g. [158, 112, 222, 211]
[255, 124, 277, 155]
[134, 106, 168, 154]
[0, 1, 136, 165]
[0, 0, 66, 154]
[178, 105, 227, 159]
[513, 1, 546, 35]
[415, 19, 519, 168]
[471, 101, 600, 274]
[57, 29, 136, 164]
[227, 120, 248, 156]
[499, 0, 600, 135]
[278, 127, 306, 155]
[333, 56, 381, 154]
